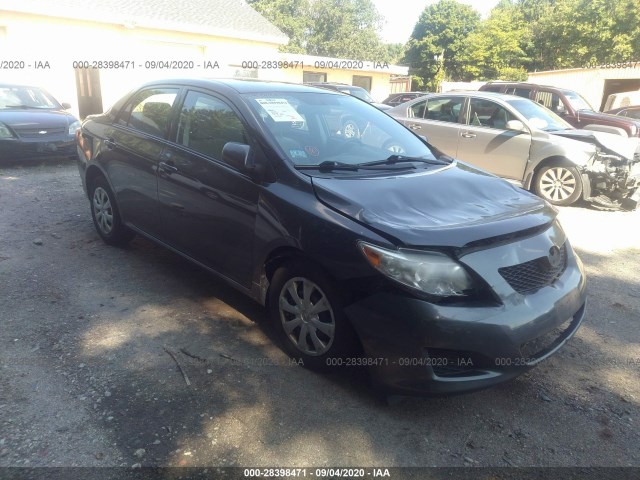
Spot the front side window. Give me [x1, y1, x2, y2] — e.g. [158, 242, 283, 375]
[121, 88, 179, 138]
[176, 91, 247, 162]
[409, 100, 427, 118]
[468, 98, 515, 129]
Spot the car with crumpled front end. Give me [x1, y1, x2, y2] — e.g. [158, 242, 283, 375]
[388, 91, 640, 209]
[76, 79, 587, 396]
[0, 83, 80, 162]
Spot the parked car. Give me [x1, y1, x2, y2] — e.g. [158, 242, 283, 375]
[383, 92, 428, 107]
[0, 83, 80, 161]
[388, 92, 640, 208]
[304, 82, 391, 110]
[76, 78, 587, 396]
[605, 105, 640, 120]
[480, 81, 640, 138]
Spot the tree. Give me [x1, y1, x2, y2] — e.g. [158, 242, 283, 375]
[403, 0, 480, 90]
[248, 0, 391, 61]
[458, 2, 530, 81]
[246, 0, 311, 53]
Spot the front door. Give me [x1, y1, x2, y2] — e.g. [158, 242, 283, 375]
[456, 98, 531, 182]
[157, 90, 259, 287]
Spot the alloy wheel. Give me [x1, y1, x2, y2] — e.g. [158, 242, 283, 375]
[539, 167, 577, 202]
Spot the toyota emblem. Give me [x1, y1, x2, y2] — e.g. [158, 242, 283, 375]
[548, 245, 562, 268]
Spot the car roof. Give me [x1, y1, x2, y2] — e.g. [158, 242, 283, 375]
[135, 78, 342, 96]
[483, 81, 569, 91]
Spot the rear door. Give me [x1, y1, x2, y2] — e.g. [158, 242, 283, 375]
[394, 96, 465, 157]
[455, 97, 531, 182]
[101, 87, 180, 238]
[157, 89, 260, 287]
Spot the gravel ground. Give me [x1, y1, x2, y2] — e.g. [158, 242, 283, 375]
[0, 161, 639, 472]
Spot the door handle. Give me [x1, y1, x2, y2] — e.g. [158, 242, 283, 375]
[461, 131, 476, 138]
[409, 124, 422, 130]
[159, 161, 178, 174]
[104, 138, 116, 149]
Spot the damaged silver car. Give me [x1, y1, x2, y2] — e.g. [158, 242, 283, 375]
[388, 92, 640, 209]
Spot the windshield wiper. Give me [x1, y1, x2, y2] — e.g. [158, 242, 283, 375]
[294, 161, 359, 172]
[359, 154, 449, 167]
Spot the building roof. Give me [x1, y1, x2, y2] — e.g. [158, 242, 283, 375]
[0, 0, 288, 44]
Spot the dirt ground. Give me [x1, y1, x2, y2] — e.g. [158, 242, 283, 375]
[0, 161, 639, 473]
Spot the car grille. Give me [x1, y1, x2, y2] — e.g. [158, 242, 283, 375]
[14, 126, 67, 139]
[498, 243, 568, 294]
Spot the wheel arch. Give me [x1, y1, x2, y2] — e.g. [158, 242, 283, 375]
[527, 155, 582, 190]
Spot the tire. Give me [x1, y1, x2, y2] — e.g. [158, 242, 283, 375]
[268, 260, 358, 371]
[534, 162, 583, 206]
[89, 176, 134, 246]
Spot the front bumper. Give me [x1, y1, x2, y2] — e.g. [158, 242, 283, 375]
[345, 225, 587, 396]
[0, 135, 76, 161]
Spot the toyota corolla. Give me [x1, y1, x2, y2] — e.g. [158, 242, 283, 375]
[76, 79, 587, 395]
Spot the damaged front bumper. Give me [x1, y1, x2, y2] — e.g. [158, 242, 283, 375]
[582, 150, 640, 209]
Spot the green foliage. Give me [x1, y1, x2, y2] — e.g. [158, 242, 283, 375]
[248, 0, 398, 61]
[458, 2, 530, 81]
[403, 0, 480, 90]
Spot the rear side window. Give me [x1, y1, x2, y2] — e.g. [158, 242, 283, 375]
[175, 91, 248, 163]
[118, 88, 179, 138]
[424, 97, 464, 123]
[482, 85, 502, 92]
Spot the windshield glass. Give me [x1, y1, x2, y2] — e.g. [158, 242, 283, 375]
[506, 98, 573, 132]
[243, 92, 437, 166]
[562, 90, 593, 111]
[0, 86, 61, 109]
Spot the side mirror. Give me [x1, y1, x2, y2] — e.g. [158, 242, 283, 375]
[222, 142, 251, 170]
[61, 102, 71, 110]
[505, 120, 526, 133]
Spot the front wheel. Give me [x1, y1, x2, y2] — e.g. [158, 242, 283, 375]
[268, 261, 357, 371]
[534, 163, 583, 206]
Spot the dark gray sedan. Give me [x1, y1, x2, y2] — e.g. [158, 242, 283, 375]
[76, 79, 586, 396]
[0, 83, 80, 161]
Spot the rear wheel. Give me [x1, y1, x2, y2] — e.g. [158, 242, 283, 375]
[89, 176, 134, 246]
[534, 162, 583, 206]
[268, 261, 357, 371]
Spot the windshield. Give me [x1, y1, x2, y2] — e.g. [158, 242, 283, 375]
[562, 90, 593, 111]
[243, 92, 437, 166]
[506, 98, 573, 132]
[0, 86, 61, 109]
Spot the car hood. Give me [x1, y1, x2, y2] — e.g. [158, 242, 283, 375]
[0, 109, 77, 129]
[552, 129, 640, 161]
[311, 162, 555, 248]
[574, 109, 640, 127]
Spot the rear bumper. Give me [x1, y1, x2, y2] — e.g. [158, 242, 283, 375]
[344, 227, 587, 396]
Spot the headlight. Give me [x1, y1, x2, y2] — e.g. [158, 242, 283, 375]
[68, 120, 81, 135]
[358, 241, 475, 297]
[0, 122, 15, 139]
